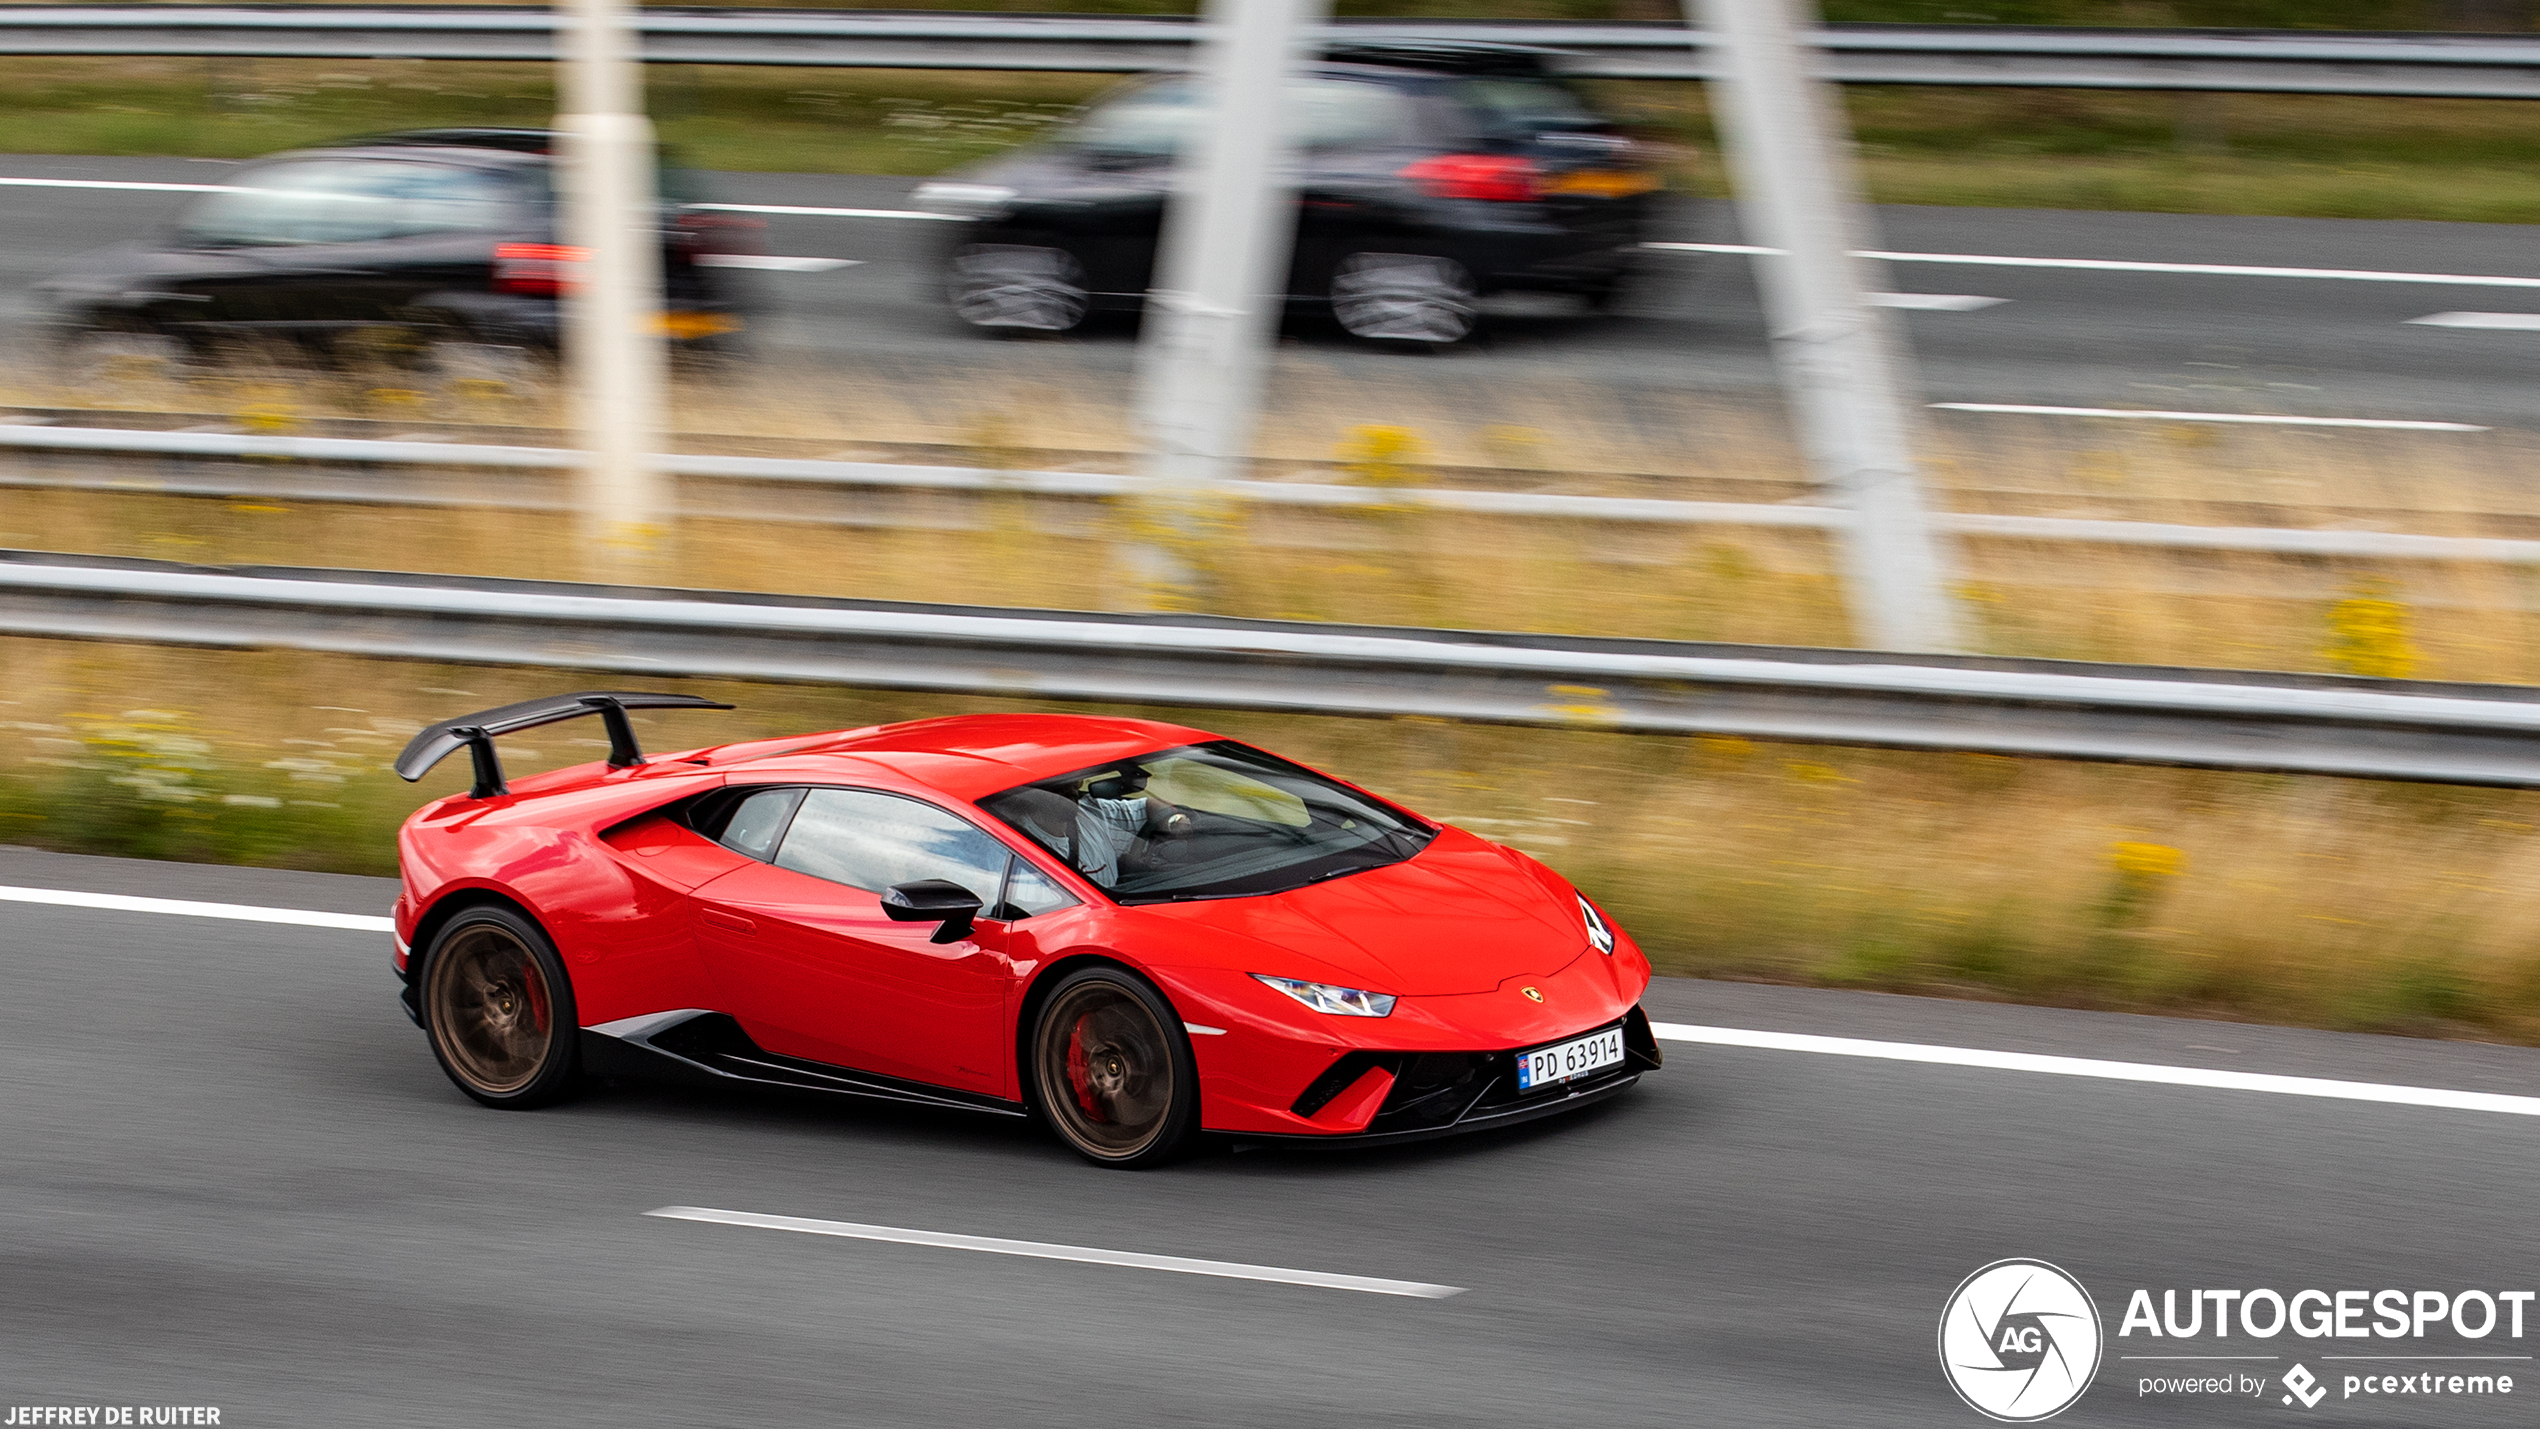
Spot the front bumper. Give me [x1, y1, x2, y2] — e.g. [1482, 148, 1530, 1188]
[1241, 1005, 1662, 1148]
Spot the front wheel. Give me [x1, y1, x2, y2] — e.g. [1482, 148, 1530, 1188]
[1330, 252, 1478, 345]
[419, 905, 582, 1109]
[1030, 966, 1200, 1168]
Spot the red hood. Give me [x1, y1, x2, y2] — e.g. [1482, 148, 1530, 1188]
[1138, 827, 1591, 996]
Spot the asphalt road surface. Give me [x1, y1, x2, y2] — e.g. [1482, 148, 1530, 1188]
[4, 154, 2539, 430]
[4, 843, 2538, 1427]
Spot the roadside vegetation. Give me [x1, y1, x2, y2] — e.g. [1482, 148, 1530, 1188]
[10, 636, 2540, 1044]
[7, 54, 2540, 221]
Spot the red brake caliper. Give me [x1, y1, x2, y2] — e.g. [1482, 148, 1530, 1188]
[521, 963, 552, 1034]
[1066, 1019, 1107, 1123]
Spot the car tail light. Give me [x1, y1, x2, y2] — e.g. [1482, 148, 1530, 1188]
[1399, 154, 1538, 202]
[492, 242, 586, 296]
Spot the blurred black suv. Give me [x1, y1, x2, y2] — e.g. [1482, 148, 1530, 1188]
[34, 129, 756, 359]
[912, 43, 1660, 344]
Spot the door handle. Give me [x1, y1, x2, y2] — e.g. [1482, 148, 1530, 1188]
[701, 909, 755, 934]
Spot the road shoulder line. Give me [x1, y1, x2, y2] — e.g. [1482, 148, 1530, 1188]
[1654, 1022, 2540, 1116]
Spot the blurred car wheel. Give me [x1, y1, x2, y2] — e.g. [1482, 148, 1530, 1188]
[420, 905, 583, 1109]
[1331, 252, 1477, 344]
[949, 244, 1090, 333]
[1031, 966, 1199, 1168]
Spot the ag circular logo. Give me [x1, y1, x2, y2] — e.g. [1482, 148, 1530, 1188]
[1938, 1259, 2104, 1421]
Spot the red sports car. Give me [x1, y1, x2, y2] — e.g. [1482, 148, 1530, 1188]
[391, 692, 1659, 1167]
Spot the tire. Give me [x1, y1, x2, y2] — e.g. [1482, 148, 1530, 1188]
[1330, 252, 1478, 345]
[418, 904, 582, 1109]
[949, 244, 1089, 334]
[1030, 966, 1200, 1168]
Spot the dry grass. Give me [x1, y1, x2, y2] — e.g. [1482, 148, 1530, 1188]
[12, 349, 2540, 678]
[9, 637, 2540, 1043]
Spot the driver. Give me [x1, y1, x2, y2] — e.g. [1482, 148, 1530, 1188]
[1070, 777, 1189, 888]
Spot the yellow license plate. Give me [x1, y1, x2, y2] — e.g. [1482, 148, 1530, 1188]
[1541, 170, 1662, 198]
[657, 311, 744, 339]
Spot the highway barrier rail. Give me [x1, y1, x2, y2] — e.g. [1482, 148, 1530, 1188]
[8, 421, 2536, 567]
[11, 548, 2540, 787]
[4, 7, 2540, 96]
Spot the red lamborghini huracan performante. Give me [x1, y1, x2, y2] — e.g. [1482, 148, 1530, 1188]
[390, 693, 1659, 1167]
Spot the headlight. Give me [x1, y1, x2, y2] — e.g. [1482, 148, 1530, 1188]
[911, 182, 1017, 218]
[1252, 973, 1395, 1018]
[1579, 893, 1616, 954]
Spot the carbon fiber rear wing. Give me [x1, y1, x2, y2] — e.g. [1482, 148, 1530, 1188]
[394, 691, 734, 799]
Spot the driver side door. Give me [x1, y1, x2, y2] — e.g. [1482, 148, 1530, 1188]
[691, 785, 1039, 1096]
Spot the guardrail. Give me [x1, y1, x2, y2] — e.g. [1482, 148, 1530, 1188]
[8, 421, 2536, 566]
[4, 7, 2540, 96]
[9, 549, 2540, 787]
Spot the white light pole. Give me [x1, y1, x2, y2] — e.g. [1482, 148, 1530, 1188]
[1127, 0, 1328, 605]
[557, 0, 671, 579]
[1695, 0, 1962, 652]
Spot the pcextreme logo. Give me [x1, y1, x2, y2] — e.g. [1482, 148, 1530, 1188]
[1939, 1259, 2105, 1422]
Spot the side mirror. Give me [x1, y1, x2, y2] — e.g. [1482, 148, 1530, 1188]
[883, 879, 984, 944]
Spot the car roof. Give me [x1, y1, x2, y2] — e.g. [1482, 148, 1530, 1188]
[1317, 40, 1562, 76]
[245, 130, 554, 170]
[683, 712, 1225, 803]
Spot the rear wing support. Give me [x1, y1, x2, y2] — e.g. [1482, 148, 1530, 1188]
[394, 691, 734, 799]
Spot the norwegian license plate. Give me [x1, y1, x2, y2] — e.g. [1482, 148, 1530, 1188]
[1515, 1026, 1625, 1092]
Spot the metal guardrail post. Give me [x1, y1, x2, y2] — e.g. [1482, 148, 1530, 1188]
[558, 0, 673, 578]
[1696, 0, 1961, 652]
[1128, 0, 1328, 608]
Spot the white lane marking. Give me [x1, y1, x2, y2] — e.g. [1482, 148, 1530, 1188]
[645, 1206, 1464, 1298]
[693, 254, 861, 272]
[15, 887, 2534, 1120]
[1644, 241, 2540, 290]
[1931, 402, 2488, 432]
[691, 202, 961, 221]
[1870, 292, 2005, 311]
[0, 176, 229, 194]
[1653, 1023, 2540, 1117]
[0, 884, 392, 931]
[2411, 311, 2540, 330]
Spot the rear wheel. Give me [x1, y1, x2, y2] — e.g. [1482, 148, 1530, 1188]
[1330, 252, 1477, 345]
[949, 244, 1089, 334]
[419, 905, 581, 1109]
[1031, 966, 1199, 1168]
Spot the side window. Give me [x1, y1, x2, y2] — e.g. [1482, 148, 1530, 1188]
[176, 158, 514, 247]
[995, 857, 1078, 921]
[774, 788, 1011, 907]
[717, 787, 804, 861]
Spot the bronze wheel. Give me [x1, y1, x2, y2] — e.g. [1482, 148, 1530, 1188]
[420, 906, 580, 1108]
[1032, 968, 1198, 1168]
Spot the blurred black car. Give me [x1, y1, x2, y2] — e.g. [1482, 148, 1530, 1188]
[911, 43, 1661, 345]
[34, 129, 756, 360]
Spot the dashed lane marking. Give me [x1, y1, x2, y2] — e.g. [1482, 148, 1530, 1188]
[646, 1206, 1465, 1297]
[1646, 241, 2540, 289]
[2410, 312, 2540, 330]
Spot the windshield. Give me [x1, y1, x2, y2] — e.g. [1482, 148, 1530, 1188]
[1065, 77, 1421, 160]
[978, 741, 1435, 903]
